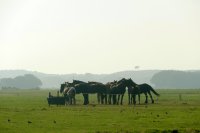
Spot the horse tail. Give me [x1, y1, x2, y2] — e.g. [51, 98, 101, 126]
[149, 86, 160, 96]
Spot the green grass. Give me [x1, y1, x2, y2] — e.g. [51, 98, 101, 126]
[0, 89, 200, 133]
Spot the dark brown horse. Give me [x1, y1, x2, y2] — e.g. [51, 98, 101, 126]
[106, 78, 134, 105]
[127, 86, 140, 104]
[88, 81, 107, 104]
[127, 79, 137, 104]
[105, 80, 118, 104]
[65, 80, 90, 105]
[128, 81, 160, 104]
[63, 80, 107, 105]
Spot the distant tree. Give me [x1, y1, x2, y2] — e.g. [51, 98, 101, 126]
[0, 74, 42, 89]
[0, 78, 15, 88]
[150, 70, 200, 89]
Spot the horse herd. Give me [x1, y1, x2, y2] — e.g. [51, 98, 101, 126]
[59, 78, 160, 105]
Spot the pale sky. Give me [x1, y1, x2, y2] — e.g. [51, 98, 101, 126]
[0, 0, 200, 74]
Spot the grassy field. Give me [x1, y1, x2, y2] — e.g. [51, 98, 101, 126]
[0, 89, 200, 133]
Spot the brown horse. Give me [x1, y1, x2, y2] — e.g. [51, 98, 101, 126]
[106, 78, 134, 105]
[88, 81, 107, 104]
[63, 80, 90, 105]
[128, 81, 160, 104]
[63, 80, 107, 105]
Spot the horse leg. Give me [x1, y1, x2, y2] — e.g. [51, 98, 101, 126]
[144, 93, 148, 104]
[71, 97, 73, 105]
[112, 95, 115, 104]
[120, 94, 124, 105]
[69, 97, 71, 105]
[105, 94, 107, 104]
[148, 91, 154, 103]
[108, 95, 111, 104]
[113, 95, 116, 105]
[65, 98, 67, 106]
[97, 93, 100, 104]
[86, 94, 89, 105]
[128, 93, 130, 105]
[138, 94, 140, 104]
[131, 94, 133, 104]
[130, 94, 132, 104]
[65, 96, 69, 106]
[83, 94, 87, 105]
[101, 94, 104, 104]
[72, 97, 76, 105]
[133, 95, 136, 105]
[117, 95, 120, 105]
[83, 94, 86, 105]
[74, 97, 76, 105]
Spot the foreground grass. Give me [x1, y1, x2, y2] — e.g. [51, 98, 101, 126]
[0, 89, 200, 133]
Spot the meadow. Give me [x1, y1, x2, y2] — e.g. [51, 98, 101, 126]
[0, 89, 200, 133]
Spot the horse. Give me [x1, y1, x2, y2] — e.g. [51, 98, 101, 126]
[64, 87, 76, 105]
[60, 84, 76, 105]
[106, 78, 134, 105]
[74, 80, 107, 105]
[66, 80, 107, 105]
[129, 81, 160, 104]
[64, 80, 90, 105]
[127, 79, 137, 104]
[88, 81, 108, 104]
[105, 80, 118, 104]
[127, 86, 140, 105]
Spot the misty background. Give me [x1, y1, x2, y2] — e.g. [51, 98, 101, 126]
[1, 70, 200, 89]
[0, 0, 200, 74]
[0, 0, 200, 89]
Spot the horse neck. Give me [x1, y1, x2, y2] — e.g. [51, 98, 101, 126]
[60, 84, 66, 92]
[64, 87, 70, 93]
[127, 86, 132, 90]
[67, 87, 76, 95]
[117, 82, 127, 89]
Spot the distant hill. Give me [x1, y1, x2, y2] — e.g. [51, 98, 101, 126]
[151, 70, 200, 89]
[0, 70, 159, 88]
[0, 74, 42, 89]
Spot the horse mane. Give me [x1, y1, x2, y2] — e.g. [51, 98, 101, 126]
[73, 80, 85, 83]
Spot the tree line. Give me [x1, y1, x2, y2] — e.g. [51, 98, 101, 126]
[151, 70, 200, 89]
[0, 74, 42, 89]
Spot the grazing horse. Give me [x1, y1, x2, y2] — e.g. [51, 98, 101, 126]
[129, 81, 160, 104]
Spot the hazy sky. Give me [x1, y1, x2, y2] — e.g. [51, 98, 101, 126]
[0, 0, 200, 74]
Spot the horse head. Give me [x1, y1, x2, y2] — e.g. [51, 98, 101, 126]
[60, 83, 66, 93]
[126, 78, 137, 87]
